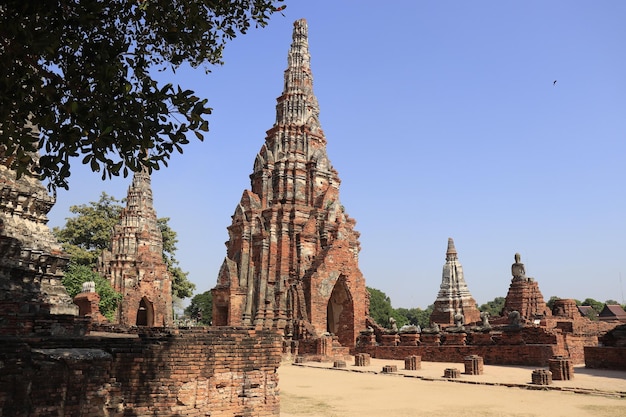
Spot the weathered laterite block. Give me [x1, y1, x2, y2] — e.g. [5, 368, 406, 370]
[354, 353, 371, 366]
[549, 356, 574, 380]
[382, 365, 397, 373]
[404, 355, 421, 371]
[333, 360, 346, 368]
[532, 369, 552, 385]
[463, 355, 484, 375]
[444, 368, 460, 378]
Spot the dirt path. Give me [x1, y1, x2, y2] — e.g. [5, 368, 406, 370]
[279, 359, 626, 417]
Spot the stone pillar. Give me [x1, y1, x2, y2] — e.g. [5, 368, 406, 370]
[531, 369, 552, 385]
[317, 335, 332, 357]
[404, 355, 421, 371]
[333, 360, 346, 368]
[382, 365, 397, 373]
[549, 356, 574, 380]
[354, 353, 371, 366]
[463, 355, 484, 375]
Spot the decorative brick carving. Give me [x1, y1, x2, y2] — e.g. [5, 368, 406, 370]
[97, 168, 172, 327]
[430, 238, 481, 327]
[0, 155, 78, 330]
[211, 19, 367, 350]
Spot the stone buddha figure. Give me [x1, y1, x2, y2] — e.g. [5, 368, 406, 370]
[511, 253, 526, 280]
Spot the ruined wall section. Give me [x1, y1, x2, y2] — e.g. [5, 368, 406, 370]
[0, 328, 282, 417]
[0, 162, 78, 327]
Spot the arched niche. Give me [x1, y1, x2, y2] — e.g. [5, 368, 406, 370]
[326, 275, 354, 347]
[136, 297, 154, 326]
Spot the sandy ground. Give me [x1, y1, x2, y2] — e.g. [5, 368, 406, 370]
[279, 358, 626, 417]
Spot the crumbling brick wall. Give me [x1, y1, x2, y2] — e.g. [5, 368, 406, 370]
[0, 327, 282, 417]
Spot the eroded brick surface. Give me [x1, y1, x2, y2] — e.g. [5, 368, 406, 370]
[97, 168, 173, 327]
[212, 19, 368, 351]
[0, 328, 282, 416]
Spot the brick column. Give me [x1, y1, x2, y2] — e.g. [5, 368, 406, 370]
[404, 355, 421, 371]
[549, 356, 574, 380]
[463, 355, 484, 375]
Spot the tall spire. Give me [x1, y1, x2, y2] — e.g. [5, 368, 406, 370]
[212, 19, 368, 350]
[429, 238, 481, 326]
[446, 237, 458, 261]
[275, 19, 321, 129]
[97, 168, 172, 327]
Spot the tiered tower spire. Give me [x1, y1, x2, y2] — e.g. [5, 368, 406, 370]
[429, 238, 481, 327]
[97, 167, 172, 327]
[212, 19, 367, 349]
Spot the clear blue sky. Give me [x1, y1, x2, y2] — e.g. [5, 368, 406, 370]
[48, 1, 626, 309]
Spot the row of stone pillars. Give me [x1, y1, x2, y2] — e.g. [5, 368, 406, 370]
[320, 353, 572, 385]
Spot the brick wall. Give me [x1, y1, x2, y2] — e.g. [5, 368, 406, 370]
[359, 344, 560, 366]
[584, 347, 626, 370]
[0, 327, 282, 417]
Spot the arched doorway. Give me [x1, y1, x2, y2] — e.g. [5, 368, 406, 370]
[136, 297, 154, 326]
[326, 276, 354, 347]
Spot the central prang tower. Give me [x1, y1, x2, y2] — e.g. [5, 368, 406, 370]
[212, 19, 368, 349]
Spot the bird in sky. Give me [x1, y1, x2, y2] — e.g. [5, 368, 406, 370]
[553, 80, 557, 86]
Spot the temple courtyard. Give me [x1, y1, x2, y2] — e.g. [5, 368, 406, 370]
[279, 358, 626, 417]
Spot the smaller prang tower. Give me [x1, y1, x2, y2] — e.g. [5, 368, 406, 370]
[97, 168, 172, 327]
[429, 238, 481, 327]
[501, 253, 551, 320]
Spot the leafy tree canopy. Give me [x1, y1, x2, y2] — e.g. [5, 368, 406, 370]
[479, 296, 506, 318]
[367, 287, 396, 327]
[53, 192, 122, 265]
[185, 290, 213, 325]
[62, 262, 122, 321]
[0, 0, 285, 190]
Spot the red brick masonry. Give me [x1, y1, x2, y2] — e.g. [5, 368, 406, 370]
[0, 327, 282, 417]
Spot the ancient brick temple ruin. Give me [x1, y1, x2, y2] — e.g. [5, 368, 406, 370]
[0, 150, 78, 335]
[1, 151, 280, 415]
[212, 19, 368, 352]
[429, 238, 481, 327]
[500, 253, 552, 320]
[97, 168, 173, 327]
[357, 251, 616, 366]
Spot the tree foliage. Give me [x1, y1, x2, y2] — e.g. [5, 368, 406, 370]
[62, 262, 122, 321]
[394, 306, 433, 329]
[52, 192, 123, 265]
[185, 290, 213, 325]
[478, 297, 506, 318]
[367, 287, 396, 327]
[54, 193, 195, 299]
[0, 0, 286, 190]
